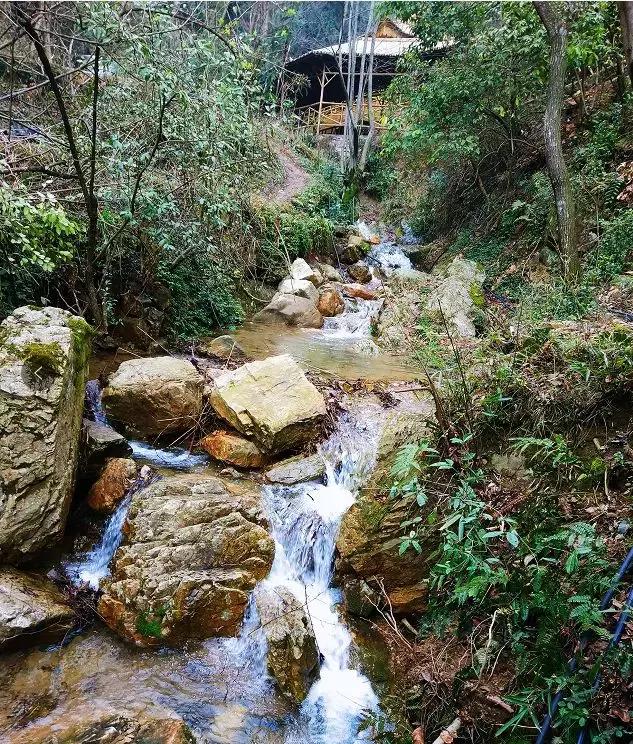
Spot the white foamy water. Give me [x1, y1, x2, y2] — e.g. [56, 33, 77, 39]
[64, 493, 132, 589]
[129, 440, 209, 470]
[367, 241, 412, 276]
[234, 406, 384, 743]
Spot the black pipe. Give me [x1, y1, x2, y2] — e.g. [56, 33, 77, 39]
[534, 546, 633, 743]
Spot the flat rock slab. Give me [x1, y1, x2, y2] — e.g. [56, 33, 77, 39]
[0, 568, 75, 652]
[98, 474, 275, 647]
[208, 355, 326, 454]
[102, 356, 204, 437]
[265, 453, 325, 485]
[0, 306, 91, 562]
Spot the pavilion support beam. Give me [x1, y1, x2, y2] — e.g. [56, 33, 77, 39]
[317, 65, 326, 133]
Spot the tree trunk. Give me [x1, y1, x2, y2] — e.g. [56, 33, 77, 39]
[619, 1, 633, 87]
[534, 1, 579, 281]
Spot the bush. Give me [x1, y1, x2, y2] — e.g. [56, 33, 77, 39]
[0, 185, 80, 318]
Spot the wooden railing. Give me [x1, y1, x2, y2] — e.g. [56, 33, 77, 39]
[294, 99, 390, 133]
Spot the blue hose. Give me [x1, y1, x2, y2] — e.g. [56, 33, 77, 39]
[534, 546, 633, 743]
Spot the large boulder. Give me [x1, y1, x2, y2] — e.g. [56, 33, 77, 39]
[98, 474, 275, 646]
[317, 286, 345, 317]
[252, 294, 324, 329]
[199, 334, 244, 361]
[289, 258, 322, 286]
[425, 257, 485, 337]
[0, 306, 91, 562]
[199, 430, 269, 469]
[336, 392, 436, 615]
[317, 262, 343, 283]
[0, 568, 76, 652]
[348, 262, 372, 284]
[278, 277, 319, 303]
[102, 357, 204, 437]
[208, 355, 326, 454]
[255, 585, 319, 704]
[87, 458, 137, 513]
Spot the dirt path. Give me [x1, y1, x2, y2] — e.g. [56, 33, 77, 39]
[267, 146, 311, 204]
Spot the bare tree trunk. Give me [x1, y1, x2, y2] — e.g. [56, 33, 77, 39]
[534, 1, 579, 281]
[14, 5, 106, 328]
[359, 20, 377, 171]
[619, 1, 633, 87]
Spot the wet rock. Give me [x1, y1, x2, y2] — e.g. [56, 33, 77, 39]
[102, 356, 204, 437]
[81, 418, 132, 479]
[337, 394, 436, 615]
[342, 283, 377, 301]
[87, 458, 137, 513]
[342, 234, 369, 264]
[255, 585, 319, 703]
[348, 262, 372, 284]
[199, 335, 244, 361]
[199, 431, 269, 469]
[265, 453, 325, 485]
[290, 258, 322, 286]
[425, 257, 485, 337]
[252, 294, 324, 329]
[317, 285, 345, 317]
[278, 277, 319, 303]
[208, 355, 326, 454]
[0, 568, 75, 652]
[0, 306, 91, 562]
[376, 270, 434, 355]
[7, 704, 196, 744]
[99, 474, 274, 646]
[317, 262, 343, 283]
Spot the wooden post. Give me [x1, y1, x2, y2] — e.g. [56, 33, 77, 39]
[317, 65, 326, 134]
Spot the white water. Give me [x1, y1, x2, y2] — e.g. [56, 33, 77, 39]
[367, 241, 412, 276]
[128, 439, 209, 470]
[64, 492, 132, 589]
[233, 406, 384, 743]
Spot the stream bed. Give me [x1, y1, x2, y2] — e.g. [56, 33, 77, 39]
[0, 240, 416, 743]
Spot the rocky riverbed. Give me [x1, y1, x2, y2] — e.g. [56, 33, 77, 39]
[0, 224, 487, 743]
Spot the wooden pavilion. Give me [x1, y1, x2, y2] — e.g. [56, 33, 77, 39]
[284, 19, 444, 133]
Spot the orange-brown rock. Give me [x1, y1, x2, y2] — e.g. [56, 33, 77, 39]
[199, 431, 269, 469]
[87, 458, 137, 513]
[342, 283, 378, 301]
[317, 286, 345, 317]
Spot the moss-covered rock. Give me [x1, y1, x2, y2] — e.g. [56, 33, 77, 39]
[0, 306, 91, 562]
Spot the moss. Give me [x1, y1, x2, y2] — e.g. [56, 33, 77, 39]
[136, 606, 166, 638]
[67, 315, 94, 366]
[21, 341, 64, 378]
[469, 282, 486, 308]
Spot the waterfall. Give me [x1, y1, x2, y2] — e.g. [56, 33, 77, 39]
[248, 405, 384, 743]
[367, 241, 412, 276]
[64, 492, 132, 589]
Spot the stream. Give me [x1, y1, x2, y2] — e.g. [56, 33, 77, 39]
[1, 239, 413, 743]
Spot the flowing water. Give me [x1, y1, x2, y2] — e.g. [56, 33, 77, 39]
[3, 240, 417, 742]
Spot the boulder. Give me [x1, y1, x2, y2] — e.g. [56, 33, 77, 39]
[81, 418, 131, 480]
[252, 294, 324, 329]
[278, 277, 319, 303]
[0, 306, 91, 562]
[425, 257, 485, 337]
[317, 286, 345, 317]
[98, 474, 274, 646]
[342, 234, 369, 263]
[199, 431, 269, 469]
[317, 262, 343, 283]
[342, 283, 378, 301]
[255, 585, 319, 703]
[87, 458, 137, 513]
[290, 258, 322, 286]
[0, 568, 76, 652]
[348, 262, 372, 284]
[265, 453, 325, 485]
[199, 334, 244, 361]
[208, 355, 326, 454]
[102, 357, 204, 437]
